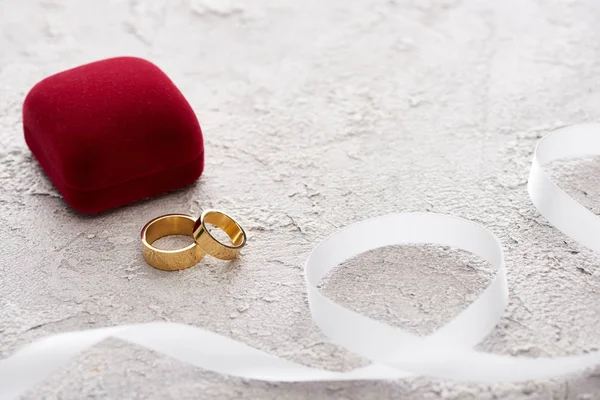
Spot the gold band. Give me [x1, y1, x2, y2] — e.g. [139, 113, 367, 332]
[141, 214, 205, 271]
[193, 209, 246, 260]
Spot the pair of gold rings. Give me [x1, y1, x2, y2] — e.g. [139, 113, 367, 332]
[141, 209, 246, 271]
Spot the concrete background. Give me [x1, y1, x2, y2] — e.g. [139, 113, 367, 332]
[1, 0, 600, 398]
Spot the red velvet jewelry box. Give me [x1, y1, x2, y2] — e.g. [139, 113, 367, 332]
[23, 57, 204, 213]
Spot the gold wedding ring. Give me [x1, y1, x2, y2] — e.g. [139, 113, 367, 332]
[141, 214, 205, 271]
[141, 210, 246, 270]
[193, 209, 247, 260]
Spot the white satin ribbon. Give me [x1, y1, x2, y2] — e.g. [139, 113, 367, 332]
[1, 124, 600, 398]
[528, 123, 600, 253]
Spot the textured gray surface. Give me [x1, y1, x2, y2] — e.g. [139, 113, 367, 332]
[1, 0, 600, 398]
